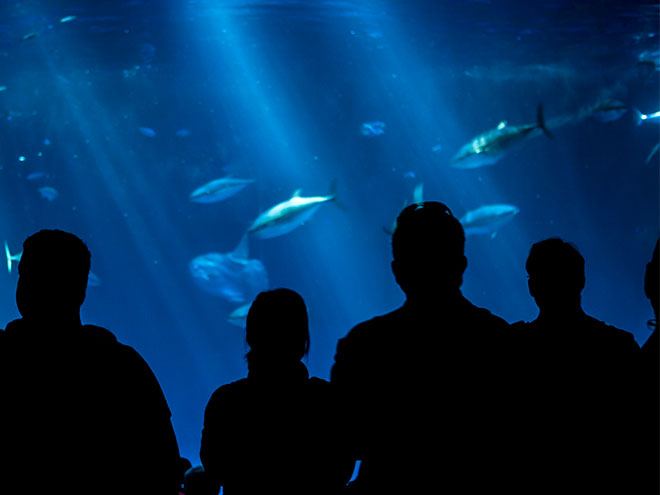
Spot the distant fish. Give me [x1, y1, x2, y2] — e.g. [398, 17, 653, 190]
[38, 186, 58, 201]
[175, 128, 191, 138]
[451, 105, 552, 169]
[189, 177, 254, 204]
[138, 126, 156, 137]
[4, 241, 101, 286]
[228, 303, 251, 328]
[248, 181, 339, 239]
[0, 86, 7, 92]
[588, 99, 628, 123]
[633, 108, 660, 126]
[459, 204, 519, 238]
[360, 121, 386, 136]
[59, 15, 77, 23]
[431, 144, 443, 153]
[22, 32, 37, 41]
[26, 171, 47, 181]
[189, 234, 268, 304]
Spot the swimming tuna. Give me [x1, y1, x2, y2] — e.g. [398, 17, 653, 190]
[248, 181, 338, 239]
[459, 204, 520, 238]
[189, 234, 268, 304]
[189, 177, 255, 204]
[588, 99, 628, 123]
[451, 105, 552, 169]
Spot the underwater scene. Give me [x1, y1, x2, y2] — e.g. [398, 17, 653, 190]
[0, 0, 658, 463]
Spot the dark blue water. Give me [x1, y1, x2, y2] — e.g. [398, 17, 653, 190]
[0, 0, 657, 464]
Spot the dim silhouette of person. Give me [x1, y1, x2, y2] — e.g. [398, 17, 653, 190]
[0, 230, 183, 495]
[331, 202, 517, 494]
[200, 288, 353, 495]
[512, 237, 640, 494]
[640, 239, 659, 494]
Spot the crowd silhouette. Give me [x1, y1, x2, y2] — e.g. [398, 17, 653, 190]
[0, 204, 656, 494]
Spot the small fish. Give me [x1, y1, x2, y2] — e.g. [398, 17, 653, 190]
[22, 32, 38, 41]
[175, 128, 191, 138]
[360, 121, 386, 136]
[0, 86, 7, 92]
[248, 181, 340, 239]
[59, 15, 77, 23]
[26, 171, 47, 181]
[431, 144, 443, 153]
[38, 186, 58, 201]
[633, 108, 660, 126]
[189, 177, 254, 204]
[451, 105, 552, 169]
[459, 204, 519, 238]
[138, 127, 156, 137]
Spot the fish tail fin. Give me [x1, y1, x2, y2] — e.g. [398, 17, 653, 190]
[329, 178, 347, 211]
[4, 241, 14, 273]
[633, 107, 645, 126]
[536, 104, 553, 139]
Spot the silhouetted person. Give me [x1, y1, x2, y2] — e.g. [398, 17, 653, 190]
[200, 288, 353, 495]
[331, 202, 517, 494]
[641, 239, 659, 494]
[0, 230, 182, 495]
[512, 237, 640, 494]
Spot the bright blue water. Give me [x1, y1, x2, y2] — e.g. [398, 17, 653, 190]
[0, 0, 657, 464]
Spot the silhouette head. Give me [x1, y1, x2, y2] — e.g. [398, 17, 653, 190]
[526, 237, 585, 313]
[391, 201, 466, 300]
[245, 288, 310, 364]
[644, 239, 659, 324]
[16, 229, 91, 323]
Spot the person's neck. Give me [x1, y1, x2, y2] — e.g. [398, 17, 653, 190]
[405, 288, 464, 309]
[23, 312, 83, 330]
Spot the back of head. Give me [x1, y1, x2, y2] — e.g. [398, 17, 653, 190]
[391, 201, 466, 299]
[526, 237, 585, 311]
[645, 238, 659, 322]
[16, 229, 91, 321]
[246, 288, 310, 364]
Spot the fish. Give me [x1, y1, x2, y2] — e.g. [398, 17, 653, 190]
[451, 104, 552, 169]
[4, 241, 101, 286]
[22, 32, 37, 41]
[138, 127, 156, 137]
[59, 15, 77, 23]
[248, 180, 339, 239]
[360, 121, 386, 136]
[633, 108, 660, 126]
[175, 128, 191, 138]
[189, 177, 254, 204]
[26, 171, 47, 181]
[189, 234, 268, 304]
[227, 303, 251, 328]
[588, 99, 628, 123]
[459, 204, 519, 238]
[38, 186, 58, 201]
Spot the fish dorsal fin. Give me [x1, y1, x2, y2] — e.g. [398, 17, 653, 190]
[232, 233, 249, 259]
[292, 188, 302, 198]
[497, 121, 507, 130]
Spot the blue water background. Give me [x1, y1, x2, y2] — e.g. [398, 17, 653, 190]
[0, 0, 657, 464]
